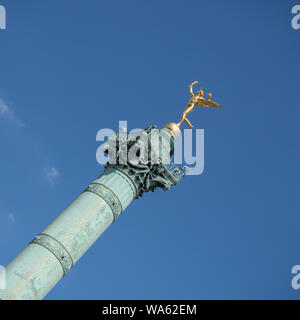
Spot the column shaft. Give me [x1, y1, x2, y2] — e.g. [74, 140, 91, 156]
[0, 168, 135, 300]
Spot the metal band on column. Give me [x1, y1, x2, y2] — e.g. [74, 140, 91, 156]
[30, 233, 73, 276]
[84, 183, 122, 220]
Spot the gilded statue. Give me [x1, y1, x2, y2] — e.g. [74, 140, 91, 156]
[177, 81, 222, 129]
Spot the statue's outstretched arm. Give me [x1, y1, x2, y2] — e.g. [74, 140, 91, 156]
[189, 81, 198, 96]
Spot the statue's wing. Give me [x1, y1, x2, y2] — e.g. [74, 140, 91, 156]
[197, 98, 222, 108]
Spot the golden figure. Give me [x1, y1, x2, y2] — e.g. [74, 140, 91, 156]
[177, 81, 222, 129]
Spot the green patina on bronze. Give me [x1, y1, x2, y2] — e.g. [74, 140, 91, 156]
[0, 125, 185, 300]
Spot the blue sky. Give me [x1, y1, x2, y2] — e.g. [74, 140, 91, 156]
[0, 0, 300, 299]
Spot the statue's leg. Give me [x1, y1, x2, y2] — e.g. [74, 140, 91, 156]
[184, 117, 193, 129]
[177, 113, 186, 126]
[177, 105, 194, 127]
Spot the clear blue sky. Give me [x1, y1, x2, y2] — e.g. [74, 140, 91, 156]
[0, 0, 300, 299]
